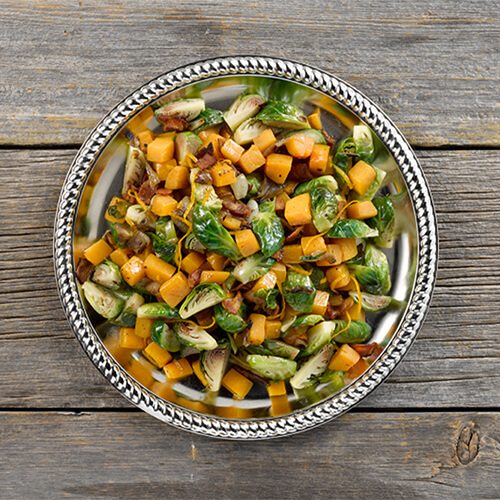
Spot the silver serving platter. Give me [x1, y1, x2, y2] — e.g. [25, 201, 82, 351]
[54, 56, 438, 439]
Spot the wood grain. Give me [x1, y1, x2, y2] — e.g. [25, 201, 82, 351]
[0, 149, 499, 409]
[0, 411, 498, 499]
[1, 1, 499, 147]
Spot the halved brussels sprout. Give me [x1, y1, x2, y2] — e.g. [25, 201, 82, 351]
[256, 100, 310, 130]
[214, 303, 247, 334]
[246, 173, 264, 197]
[173, 322, 218, 351]
[353, 124, 374, 163]
[148, 233, 177, 265]
[349, 243, 391, 295]
[333, 320, 372, 344]
[184, 232, 206, 253]
[327, 219, 379, 239]
[349, 291, 392, 312]
[246, 355, 297, 381]
[233, 118, 268, 145]
[300, 321, 335, 357]
[126, 205, 156, 232]
[310, 185, 339, 233]
[137, 302, 180, 320]
[290, 314, 324, 329]
[263, 340, 300, 360]
[175, 131, 203, 163]
[290, 344, 334, 390]
[122, 145, 147, 196]
[231, 252, 275, 284]
[251, 202, 284, 257]
[155, 217, 177, 242]
[155, 98, 205, 122]
[150, 320, 181, 352]
[254, 288, 280, 310]
[190, 168, 223, 211]
[112, 292, 145, 327]
[82, 281, 124, 320]
[92, 259, 123, 291]
[179, 283, 226, 319]
[189, 108, 224, 134]
[283, 270, 316, 313]
[274, 128, 327, 148]
[223, 93, 266, 132]
[231, 174, 249, 200]
[366, 197, 395, 248]
[332, 137, 356, 173]
[201, 344, 230, 391]
[294, 175, 338, 197]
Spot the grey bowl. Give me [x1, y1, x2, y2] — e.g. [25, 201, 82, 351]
[54, 56, 438, 439]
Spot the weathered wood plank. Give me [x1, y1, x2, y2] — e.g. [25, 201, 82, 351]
[0, 1, 499, 147]
[0, 149, 498, 408]
[0, 411, 498, 499]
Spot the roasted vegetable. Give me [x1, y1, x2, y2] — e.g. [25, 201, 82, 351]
[349, 291, 392, 312]
[233, 118, 268, 145]
[155, 217, 177, 242]
[112, 292, 144, 327]
[333, 137, 357, 173]
[179, 282, 226, 319]
[224, 93, 266, 132]
[300, 321, 334, 357]
[332, 320, 372, 344]
[214, 302, 247, 334]
[232, 252, 275, 284]
[294, 175, 338, 197]
[256, 100, 310, 130]
[175, 131, 203, 162]
[263, 339, 300, 360]
[137, 302, 180, 320]
[190, 168, 223, 211]
[82, 281, 124, 319]
[189, 108, 224, 133]
[148, 233, 177, 265]
[201, 343, 230, 391]
[254, 288, 280, 310]
[274, 128, 327, 148]
[150, 320, 181, 352]
[352, 165, 386, 202]
[349, 243, 391, 295]
[246, 173, 264, 197]
[327, 219, 378, 239]
[353, 124, 374, 163]
[174, 322, 218, 351]
[366, 197, 395, 248]
[92, 259, 123, 291]
[122, 145, 147, 195]
[310, 185, 339, 233]
[251, 201, 285, 257]
[246, 354, 297, 381]
[290, 344, 334, 389]
[283, 270, 316, 313]
[155, 98, 205, 122]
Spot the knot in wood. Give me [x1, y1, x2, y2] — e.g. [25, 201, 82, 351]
[456, 425, 479, 465]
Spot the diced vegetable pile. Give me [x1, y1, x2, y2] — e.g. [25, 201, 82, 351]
[77, 91, 396, 407]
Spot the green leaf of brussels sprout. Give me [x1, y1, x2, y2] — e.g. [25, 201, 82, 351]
[332, 320, 372, 344]
[262, 339, 300, 360]
[137, 302, 180, 320]
[214, 303, 247, 334]
[254, 288, 280, 310]
[231, 252, 275, 284]
[252, 206, 285, 257]
[256, 100, 310, 130]
[189, 108, 224, 134]
[150, 321, 181, 352]
[148, 233, 177, 265]
[310, 185, 339, 233]
[111, 292, 145, 327]
[327, 219, 379, 239]
[366, 196, 395, 248]
[353, 124, 375, 163]
[333, 137, 357, 173]
[246, 355, 297, 381]
[179, 282, 226, 319]
[294, 175, 338, 197]
[283, 270, 316, 313]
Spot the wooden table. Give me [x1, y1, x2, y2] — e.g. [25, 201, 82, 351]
[1, 1, 499, 498]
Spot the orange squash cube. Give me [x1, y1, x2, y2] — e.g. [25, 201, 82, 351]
[347, 358, 370, 379]
[301, 235, 328, 256]
[265, 320, 282, 340]
[282, 244, 303, 264]
[332, 238, 358, 262]
[144, 254, 176, 284]
[309, 144, 331, 176]
[235, 229, 260, 257]
[265, 153, 293, 184]
[181, 252, 205, 275]
[210, 163, 237, 187]
[137, 129, 155, 151]
[121, 256, 146, 286]
[159, 272, 191, 308]
[312, 290, 330, 316]
[200, 270, 230, 285]
[155, 159, 177, 181]
[238, 145, 266, 174]
[110, 248, 133, 268]
[284, 193, 312, 226]
[247, 313, 266, 346]
[134, 317, 154, 338]
[252, 271, 278, 292]
[83, 239, 112, 266]
[270, 394, 292, 417]
[119, 327, 145, 350]
[151, 195, 178, 217]
[222, 368, 253, 399]
[222, 215, 242, 230]
[253, 128, 276, 152]
[206, 252, 226, 271]
[197, 127, 220, 142]
[285, 134, 315, 159]
[348, 160, 376, 195]
[271, 262, 287, 283]
[165, 165, 190, 190]
[143, 341, 173, 368]
[307, 108, 322, 130]
[146, 135, 175, 163]
[329, 344, 361, 372]
[267, 380, 287, 397]
[164, 358, 193, 381]
[202, 133, 224, 160]
[220, 138, 245, 164]
[346, 200, 378, 220]
[326, 264, 351, 290]
[317, 244, 343, 267]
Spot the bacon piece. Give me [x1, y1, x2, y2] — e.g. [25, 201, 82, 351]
[285, 225, 304, 243]
[271, 247, 284, 262]
[217, 186, 251, 218]
[321, 130, 335, 147]
[187, 268, 203, 288]
[138, 180, 155, 205]
[353, 342, 382, 358]
[195, 170, 213, 184]
[337, 200, 347, 220]
[196, 142, 217, 170]
[155, 187, 173, 196]
[75, 258, 95, 284]
[232, 364, 270, 386]
[222, 292, 244, 315]
[289, 161, 313, 182]
[158, 115, 188, 132]
[195, 308, 214, 327]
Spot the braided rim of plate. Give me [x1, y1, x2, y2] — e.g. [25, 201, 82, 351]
[54, 56, 438, 440]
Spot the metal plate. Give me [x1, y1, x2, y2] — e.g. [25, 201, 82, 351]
[54, 56, 438, 439]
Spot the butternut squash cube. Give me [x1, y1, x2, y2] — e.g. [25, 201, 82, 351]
[328, 344, 361, 372]
[317, 243, 343, 267]
[285, 134, 315, 159]
[284, 193, 312, 226]
[238, 144, 266, 174]
[253, 128, 276, 152]
[164, 358, 193, 381]
[270, 394, 291, 417]
[202, 133, 224, 160]
[144, 254, 176, 284]
[265, 153, 293, 184]
[347, 358, 370, 379]
[309, 144, 331, 176]
[312, 290, 330, 316]
[210, 163, 237, 187]
[146, 135, 175, 163]
[155, 159, 177, 181]
[181, 251, 205, 275]
[197, 127, 220, 142]
[301, 235, 328, 256]
[220, 138, 245, 164]
[252, 271, 278, 292]
[222, 215, 242, 230]
[271, 262, 287, 283]
[200, 270, 230, 285]
[346, 200, 378, 220]
[265, 320, 282, 340]
[326, 264, 351, 290]
[134, 317, 153, 338]
[110, 248, 133, 268]
[137, 129, 155, 151]
[247, 313, 266, 346]
[348, 160, 376, 195]
[83, 239, 112, 266]
[165, 165, 190, 190]
[151, 195, 178, 217]
[222, 368, 253, 399]
[206, 252, 226, 271]
[127, 359, 154, 388]
[120, 256, 146, 286]
[159, 272, 191, 308]
[267, 380, 287, 397]
[119, 327, 145, 350]
[282, 244, 303, 264]
[307, 108, 322, 130]
[143, 341, 173, 368]
[332, 238, 358, 262]
[192, 358, 208, 386]
[235, 229, 260, 257]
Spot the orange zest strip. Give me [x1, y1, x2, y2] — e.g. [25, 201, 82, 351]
[332, 200, 360, 227]
[284, 264, 312, 276]
[350, 275, 363, 316]
[126, 188, 148, 212]
[331, 310, 352, 340]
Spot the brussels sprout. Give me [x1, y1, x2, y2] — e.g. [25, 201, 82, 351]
[246, 355, 297, 381]
[106, 197, 130, 222]
[233, 118, 268, 145]
[122, 145, 147, 195]
[179, 282, 226, 319]
[353, 124, 374, 163]
[82, 281, 124, 319]
[352, 165, 386, 202]
[317, 370, 345, 396]
[283, 270, 316, 313]
[274, 129, 327, 148]
[246, 173, 264, 197]
[300, 321, 334, 357]
[251, 203, 284, 257]
[173, 322, 218, 351]
[125, 205, 158, 232]
[349, 243, 391, 295]
[223, 93, 266, 132]
[109, 222, 135, 249]
[150, 320, 181, 352]
[309, 267, 330, 292]
[175, 131, 203, 163]
[254, 288, 280, 310]
[327, 219, 379, 239]
[332, 137, 357, 173]
[332, 320, 372, 344]
[310, 185, 339, 233]
[184, 232, 206, 253]
[112, 292, 145, 327]
[92, 259, 123, 291]
[201, 344, 230, 392]
[294, 175, 338, 197]
[231, 252, 275, 284]
[246, 199, 259, 221]
[148, 233, 177, 265]
[155, 98, 205, 122]
[256, 100, 310, 130]
[189, 108, 224, 134]
[349, 291, 392, 312]
[137, 302, 180, 320]
[290, 344, 334, 390]
[192, 204, 241, 261]
[214, 303, 247, 334]
[290, 314, 324, 329]
[190, 169, 223, 211]
[262, 340, 300, 360]
[231, 174, 249, 200]
[125, 230, 150, 254]
[366, 197, 395, 248]
[155, 217, 177, 242]
[180, 345, 200, 358]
